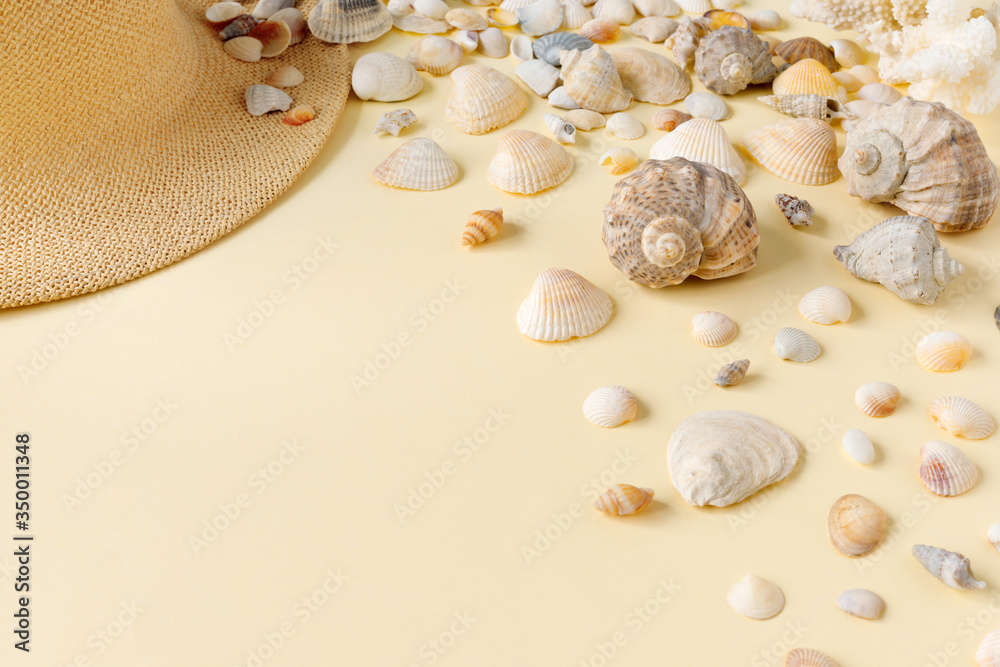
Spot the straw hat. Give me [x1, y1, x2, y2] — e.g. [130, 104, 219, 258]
[0, 1, 351, 308]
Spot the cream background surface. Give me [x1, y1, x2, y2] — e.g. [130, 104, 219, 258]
[4, 2, 1000, 665]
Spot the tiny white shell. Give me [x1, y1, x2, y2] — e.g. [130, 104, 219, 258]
[854, 382, 900, 418]
[916, 332, 972, 372]
[583, 385, 638, 427]
[684, 91, 731, 121]
[545, 113, 577, 143]
[830, 38, 865, 68]
[548, 86, 582, 110]
[773, 327, 820, 362]
[798, 286, 851, 324]
[605, 112, 644, 140]
[599, 147, 638, 174]
[929, 396, 995, 440]
[727, 575, 784, 620]
[842, 428, 875, 464]
[837, 588, 885, 620]
[691, 311, 738, 347]
[857, 82, 902, 105]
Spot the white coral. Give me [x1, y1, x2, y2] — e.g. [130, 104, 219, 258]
[789, 0, 923, 32]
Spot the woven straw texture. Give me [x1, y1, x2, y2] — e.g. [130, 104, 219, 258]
[0, 0, 351, 308]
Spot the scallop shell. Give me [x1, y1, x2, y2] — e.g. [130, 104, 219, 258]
[579, 17, 621, 42]
[544, 113, 577, 143]
[692, 311, 737, 346]
[407, 36, 463, 76]
[548, 86, 581, 109]
[583, 385, 638, 427]
[373, 108, 417, 136]
[445, 7, 489, 29]
[650, 108, 691, 131]
[694, 26, 775, 95]
[445, 65, 528, 135]
[611, 47, 690, 105]
[267, 65, 305, 88]
[748, 9, 780, 30]
[516, 268, 613, 341]
[854, 382, 900, 418]
[565, 109, 606, 130]
[832, 70, 862, 93]
[351, 52, 423, 102]
[271, 7, 307, 42]
[742, 118, 839, 185]
[500, 0, 537, 10]
[857, 82, 901, 105]
[668, 410, 800, 507]
[919, 440, 978, 497]
[757, 94, 853, 122]
[773, 327, 820, 362]
[245, 84, 292, 116]
[727, 575, 785, 620]
[649, 118, 744, 184]
[308, 0, 393, 43]
[605, 112, 644, 140]
[516, 59, 561, 97]
[771, 58, 847, 102]
[785, 649, 839, 667]
[206, 2, 245, 24]
[684, 91, 731, 120]
[517, 0, 563, 35]
[916, 331, 973, 372]
[220, 14, 260, 40]
[828, 493, 886, 557]
[461, 208, 504, 246]
[977, 629, 1000, 666]
[842, 429, 875, 465]
[510, 35, 534, 62]
[562, 0, 593, 27]
[249, 19, 292, 57]
[666, 16, 711, 67]
[929, 397, 995, 440]
[774, 36, 836, 71]
[714, 358, 749, 387]
[477, 27, 508, 57]
[594, 484, 653, 515]
[281, 105, 315, 126]
[630, 16, 678, 42]
[847, 64, 878, 85]
[488, 129, 573, 194]
[774, 193, 813, 226]
[798, 286, 851, 324]
[252, 0, 294, 19]
[830, 38, 864, 68]
[559, 45, 632, 113]
[676, 0, 710, 11]
[837, 589, 885, 620]
[532, 32, 594, 65]
[392, 13, 451, 32]
[633, 0, 680, 16]
[224, 36, 264, 62]
[913, 544, 986, 590]
[600, 147, 638, 174]
[372, 138, 458, 191]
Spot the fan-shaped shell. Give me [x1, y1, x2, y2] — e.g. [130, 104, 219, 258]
[714, 358, 749, 387]
[839, 98, 999, 233]
[684, 91, 731, 120]
[600, 148, 638, 174]
[562, 0, 593, 28]
[785, 649, 839, 667]
[516, 268, 613, 341]
[798, 286, 851, 324]
[630, 16, 678, 42]
[281, 105, 315, 126]
[692, 311, 737, 346]
[913, 544, 986, 590]
[758, 94, 853, 122]
[651, 108, 691, 131]
[694, 26, 775, 96]
[772, 59, 847, 102]
[774, 36, 836, 70]
[445, 7, 489, 29]
[517, 0, 563, 35]
[445, 65, 528, 135]
[407, 36, 463, 76]
[461, 208, 504, 246]
[270, 6, 306, 43]
[602, 158, 758, 287]
[929, 397, 995, 440]
[488, 130, 573, 194]
[605, 112, 644, 140]
[560, 45, 632, 112]
[742, 118, 839, 185]
[308, 0, 393, 43]
[728, 576, 784, 620]
[610, 47, 690, 105]
[565, 109, 606, 130]
[668, 410, 800, 507]
[267, 65, 305, 88]
[392, 13, 451, 33]
[516, 59, 561, 97]
[372, 138, 458, 191]
[919, 440, 978, 497]
[244, 84, 292, 116]
[583, 385, 638, 427]
[649, 118, 745, 184]
[828, 494, 886, 557]
[580, 17, 621, 42]
[351, 52, 423, 102]
[854, 382, 900, 418]
[977, 629, 1000, 665]
[531, 32, 594, 65]
[773, 327, 820, 362]
[594, 484, 653, 515]
[915, 331, 972, 371]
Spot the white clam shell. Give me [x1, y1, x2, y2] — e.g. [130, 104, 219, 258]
[854, 382, 900, 418]
[352, 52, 423, 102]
[629, 16, 678, 42]
[857, 82, 902, 105]
[372, 138, 458, 191]
[548, 86, 582, 109]
[648, 117, 744, 184]
[605, 112, 644, 140]
[919, 440, 978, 497]
[510, 34, 534, 62]
[599, 147, 638, 175]
[929, 396, 995, 440]
[544, 113, 577, 143]
[207, 2, 245, 23]
[565, 109, 606, 130]
[798, 286, 851, 324]
[515, 59, 561, 97]
[977, 629, 1000, 666]
[727, 575, 784, 620]
[517, 268, 613, 341]
[748, 9, 780, 30]
[516, 0, 564, 36]
[561, 0, 593, 28]
[773, 327, 820, 362]
[583, 385, 638, 427]
[836, 588, 885, 620]
[916, 331, 972, 372]
[225, 36, 264, 62]
[830, 38, 864, 68]
[477, 27, 509, 57]
[684, 91, 731, 120]
[842, 428, 875, 464]
[913, 544, 986, 590]
[251, 0, 294, 19]
[675, 0, 710, 10]
[714, 359, 749, 387]
[691, 311, 737, 347]
[244, 84, 292, 116]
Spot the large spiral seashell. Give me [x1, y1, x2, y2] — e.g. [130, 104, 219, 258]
[694, 26, 775, 95]
[919, 440, 978, 497]
[827, 493, 886, 557]
[928, 396, 995, 440]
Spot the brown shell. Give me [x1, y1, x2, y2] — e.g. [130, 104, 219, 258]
[694, 26, 775, 96]
[602, 157, 759, 287]
[840, 98, 999, 232]
[774, 37, 837, 71]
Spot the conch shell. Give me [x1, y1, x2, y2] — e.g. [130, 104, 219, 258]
[833, 215, 964, 305]
[694, 26, 775, 95]
[912, 544, 986, 590]
[757, 94, 854, 122]
[559, 45, 633, 113]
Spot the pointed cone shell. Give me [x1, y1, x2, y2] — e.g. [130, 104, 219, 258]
[912, 544, 986, 590]
[649, 118, 745, 185]
[929, 396, 995, 440]
[559, 45, 632, 113]
[798, 286, 851, 324]
[544, 113, 577, 143]
[593, 484, 653, 515]
[758, 94, 853, 121]
[599, 147, 638, 175]
[836, 589, 885, 620]
[774, 37, 837, 70]
[583, 385, 638, 427]
[773, 327, 820, 362]
[785, 649, 840, 667]
[742, 118, 839, 185]
[828, 493, 886, 557]
[611, 47, 690, 105]
[692, 311, 738, 346]
[919, 440, 978, 496]
[406, 36, 463, 76]
[854, 382, 900, 418]
[445, 65, 528, 135]
[352, 52, 423, 102]
[694, 26, 775, 95]
[488, 130, 573, 194]
[977, 629, 1000, 666]
[461, 208, 504, 246]
[771, 59, 847, 102]
[916, 331, 972, 371]
[714, 359, 749, 387]
[516, 268, 613, 341]
[727, 575, 784, 619]
[372, 138, 458, 190]
[308, 0, 393, 43]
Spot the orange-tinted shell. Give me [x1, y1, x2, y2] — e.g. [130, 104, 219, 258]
[594, 484, 654, 515]
[703, 9, 750, 30]
[281, 105, 315, 126]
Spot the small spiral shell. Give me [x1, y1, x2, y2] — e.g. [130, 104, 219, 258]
[593, 484, 653, 515]
[461, 208, 504, 246]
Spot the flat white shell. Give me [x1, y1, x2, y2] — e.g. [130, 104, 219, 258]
[842, 428, 875, 465]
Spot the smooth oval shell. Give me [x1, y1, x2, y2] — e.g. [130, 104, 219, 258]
[837, 589, 885, 620]
[611, 48, 690, 105]
[372, 138, 458, 191]
[351, 52, 423, 102]
[684, 91, 731, 121]
[743, 118, 839, 186]
[579, 17, 620, 42]
[727, 575, 784, 620]
[267, 64, 305, 87]
[833, 70, 863, 93]
[827, 494, 886, 557]
[605, 112, 644, 140]
[516, 268, 613, 341]
[560, 45, 632, 113]
[854, 382, 900, 418]
[847, 64, 878, 85]
[650, 109, 691, 132]
[244, 84, 291, 116]
[988, 523, 1000, 552]
[692, 311, 737, 347]
[593, 484, 653, 515]
[714, 359, 749, 387]
[206, 2, 245, 24]
[771, 58, 847, 102]
[830, 38, 864, 67]
[630, 16, 679, 42]
[583, 385, 638, 427]
[308, 0, 393, 43]
[445, 65, 527, 135]
[748, 9, 780, 30]
[977, 629, 1000, 665]
[599, 147, 638, 175]
[798, 286, 851, 324]
[774, 36, 836, 70]
[929, 396, 995, 440]
[773, 327, 820, 362]
[649, 118, 745, 184]
[913, 544, 986, 590]
[919, 440, 978, 497]
[565, 109, 606, 131]
[225, 36, 264, 62]
[461, 208, 504, 246]
[842, 429, 875, 465]
[785, 649, 839, 667]
[694, 26, 775, 96]
[916, 331, 972, 372]
[562, 0, 593, 28]
[488, 130, 573, 194]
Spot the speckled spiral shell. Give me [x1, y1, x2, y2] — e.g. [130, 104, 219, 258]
[648, 118, 745, 184]
[840, 98, 1000, 233]
[583, 385, 638, 427]
[487, 130, 573, 194]
[560, 45, 633, 113]
[372, 138, 459, 190]
[308, 0, 393, 43]
[445, 65, 528, 135]
[920, 441, 978, 497]
[611, 48, 690, 105]
[714, 358, 749, 387]
[742, 118, 839, 185]
[517, 268, 613, 341]
[593, 484, 653, 515]
[351, 52, 423, 102]
[929, 397, 995, 440]
[774, 37, 836, 70]
[757, 95, 853, 122]
[694, 26, 775, 95]
[602, 158, 758, 288]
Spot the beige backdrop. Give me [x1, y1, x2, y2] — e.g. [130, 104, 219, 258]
[4, 1, 1000, 665]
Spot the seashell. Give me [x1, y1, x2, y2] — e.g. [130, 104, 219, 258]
[248, 19, 292, 57]
[559, 45, 632, 113]
[352, 52, 423, 102]
[977, 629, 1000, 666]
[834, 217, 964, 306]
[516, 0, 564, 36]
[224, 36, 263, 62]
[488, 130, 573, 194]
[593, 0, 635, 24]
[372, 138, 459, 191]
[650, 108, 691, 131]
[827, 493, 886, 557]
[830, 38, 864, 68]
[702, 9, 750, 30]
[832, 71, 862, 93]
[206, 2, 246, 25]
[593, 484, 653, 515]
[742, 118, 839, 185]
[267, 65, 305, 88]
[774, 37, 836, 71]
[414, 0, 450, 19]
[989, 523, 1000, 552]
[996, 306, 1000, 333]
[461, 208, 504, 246]
[486, 6, 519, 26]
[785, 649, 839, 667]
[842, 429, 875, 465]
[668, 410, 799, 507]
[748, 9, 780, 30]
[774, 193, 813, 226]
[386, 0, 414, 16]
[392, 13, 451, 32]
[727, 575, 785, 620]
[691, 311, 737, 347]
[544, 112, 577, 143]
[757, 94, 853, 122]
[510, 35, 534, 62]
[912, 545, 986, 590]
[837, 589, 885, 620]
[220, 14, 260, 40]
[773, 327, 820, 362]
[843, 100, 882, 123]
[548, 86, 582, 109]
[919, 440, 978, 497]
[603, 158, 757, 286]
[611, 47, 690, 105]
[445, 65, 527, 135]
[605, 112, 644, 140]
[565, 109, 606, 130]
[515, 59, 561, 97]
[500, 0, 537, 10]
[562, 0, 593, 27]
[373, 107, 417, 136]
[798, 286, 851, 324]
[269, 8, 307, 43]
[477, 28, 508, 57]
[600, 148, 638, 174]
[916, 331, 972, 372]
[583, 385, 638, 427]
[714, 358, 749, 387]
[454, 30, 479, 53]
[694, 27, 775, 95]
[407, 36, 464, 76]
[632, 0, 680, 16]
[757, 35, 781, 56]
[516, 268, 613, 341]
[666, 16, 711, 68]
[244, 84, 292, 116]
[629, 16, 679, 42]
[532, 32, 594, 66]
[445, 7, 489, 29]
[847, 64, 878, 85]
[308, 0, 393, 43]
[857, 82, 901, 105]
[771, 59, 847, 103]
[854, 382, 900, 418]
[929, 397, 995, 440]
[281, 105, 315, 126]
[675, 0, 710, 11]
[251, 0, 294, 20]
[579, 17, 621, 42]
[649, 118, 745, 184]
[684, 91, 730, 120]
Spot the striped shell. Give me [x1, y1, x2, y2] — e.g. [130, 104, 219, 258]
[280, 105, 315, 126]
[583, 385, 638, 427]
[854, 382, 900, 418]
[919, 441, 978, 497]
[445, 65, 527, 135]
[727, 575, 784, 620]
[559, 45, 632, 113]
[351, 52, 423, 102]
[836, 588, 885, 620]
[649, 118, 745, 184]
[929, 397, 995, 440]
[798, 286, 851, 324]
[579, 17, 621, 42]
[461, 208, 504, 246]
[605, 113, 644, 140]
[773, 327, 820, 362]
[372, 138, 459, 191]
[785, 648, 840, 667]
[308, 0, 393, 43]
[562, 0, 593, 28]
[487, 130, 573, 194]
[516, 268, 613, 341]
[445, 7, 488, 30]
[774, 37, 836, 70]
[828, 493, 886, 557]
[977, 629, 1000, 665]
[406, 35, 463, 76]
[771, 58, 847, 103]
[225, 36, 263, 62]
[830, 38, 864, 68]
[650, 108, 691, 132]
[692, 311, 738, 347]
[916, 332, 972, 372]
[599, 147, 638, 175]
[593, 484, 653, 515]
[244, 84, 292, 116]
[742, 118, 839, 186]
[714, 359, 749, 387]
[611, 47, 690, 105]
